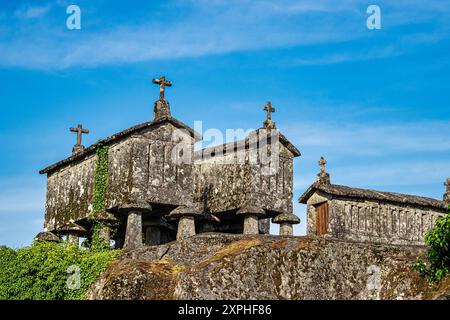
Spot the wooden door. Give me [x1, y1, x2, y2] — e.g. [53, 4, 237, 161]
[316, 202, 329, 236]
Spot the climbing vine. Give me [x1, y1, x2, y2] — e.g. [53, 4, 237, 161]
[88, 145, 114, 249]
[91, 145, 109, 217]
[412, 206, 450, 283]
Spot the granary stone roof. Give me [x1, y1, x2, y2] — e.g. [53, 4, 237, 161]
[39, 116, 201, 175]
[194, 129, 301, 160]
[298, 182, 447, 209]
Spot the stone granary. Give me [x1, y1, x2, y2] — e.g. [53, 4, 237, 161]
[299, 157, 449, 246]
[37, 76, 301, 249]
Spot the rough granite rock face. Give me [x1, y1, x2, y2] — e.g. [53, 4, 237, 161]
[87, 234, 450, 300]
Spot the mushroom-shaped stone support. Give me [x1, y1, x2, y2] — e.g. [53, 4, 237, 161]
[168, 205, 202, 240]
[34, 231, 61, 243]
[59, 222, 87, 246]
[95, 211, 120, 245]
[272, 213, 300, 236]
[118, 201, 152, 250]
[198, 213, 221, 233]
[237, 206, 265, 235]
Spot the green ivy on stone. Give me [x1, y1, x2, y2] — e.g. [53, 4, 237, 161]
[91, 145, 109, 217]
[412, 205, 450, 283]
[89, 145, 115, 250]
[0, 241, 120, 300]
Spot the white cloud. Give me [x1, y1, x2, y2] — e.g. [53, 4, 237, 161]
[14, 4, 51, 19]
[285, 120, 450, 156]
[3, 0, 449, 69]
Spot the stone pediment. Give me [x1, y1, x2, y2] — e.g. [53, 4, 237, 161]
[39, 116, 200, 175]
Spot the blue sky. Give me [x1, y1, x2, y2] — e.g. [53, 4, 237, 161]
[1, 0, 449, 247]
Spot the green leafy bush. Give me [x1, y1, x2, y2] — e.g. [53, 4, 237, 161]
[413, 209, 450, 283]
[0, 241, 120, 300]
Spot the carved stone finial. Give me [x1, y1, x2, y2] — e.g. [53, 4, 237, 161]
[316, 156, 330, 184]
[444, 178, 450, 204]
[70, 124, 89, 155]
[152, 75, 172, 101]
[152, 76, 172, 120]
[262, 101, 276, 129]
[319, 156, 327, 173]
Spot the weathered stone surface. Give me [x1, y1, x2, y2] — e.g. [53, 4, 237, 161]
[124, 211, 143, 250]
[87, 234, 450, 300]
[273, 214, 299, 236]
[242, 215, 259, 235]
[301, 184, 447, 246]
[279, 223, 293, 236]
[176, 216, 196, 240]
[300, 182, 447, 209]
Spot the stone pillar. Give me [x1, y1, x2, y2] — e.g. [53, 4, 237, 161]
[124, 211, 143, 250]
[118, 201, 152, 250]
[243, 214, 259, 235]
[67, 233, 79, 246]
[280, 222, 293, 236]
[145, 226, 161, 245]
[168, 205, 202, 241]
[237, 205, 265, 235]
[272, 213, 300, 236]
[177, 216, 196, 240]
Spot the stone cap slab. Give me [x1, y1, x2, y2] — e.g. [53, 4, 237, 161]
[35, 231, 60, 243]
[117, 201, 153, 214]
[272, 213, 300, 224]
[167, 205, 203, 219]
[58, 221, 87, 235]
[236, 205, 265, 216]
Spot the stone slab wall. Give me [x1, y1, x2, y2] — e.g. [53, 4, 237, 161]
[306, 192, 446, 245]
[105, 124, 194, 209]
[193, 142, 294, 215]
[44, 154, 96, 231]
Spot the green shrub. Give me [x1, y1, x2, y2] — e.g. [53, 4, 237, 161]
[0, 241, 120, 300]
[413, 209, 450, 283]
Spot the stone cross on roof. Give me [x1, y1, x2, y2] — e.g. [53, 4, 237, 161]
[262, 101, 276, 129]
[319, 156, 327, 173]
[316, 156, 330, 184]
[445, 178, 450, 191]
[152, 75, 172, 101]
[70, 124, 89, 154]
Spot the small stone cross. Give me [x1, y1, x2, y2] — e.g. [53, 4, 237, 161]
[262, 101, 276, 129]
[263, 101, 275, 121]
[152, 75, 172, 101]
[70, 124, 89, 148]
[318, 156, 327, 173]
[445, 178, 450, 192]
